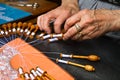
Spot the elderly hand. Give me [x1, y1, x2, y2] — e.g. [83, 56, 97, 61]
[63, 9, 119, 41]
[37, 0, 79, 33]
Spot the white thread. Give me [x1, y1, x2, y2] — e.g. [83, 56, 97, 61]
[18, 67, 23, 74]
[26, 31, 31, 35]
[24, 29, 28, 32]
[53, 33, 63, 38]
[20, 29, 24, 32]
[30, 74, 35, 80]
[9, 30, 11, 32]
[17, 28, 20, 31]
[31, 70, 37, 77]
[5, 31, 8, 35]
[48, 38, 59, 42]
[1, 31, 4, 34]
[57, 59, 68, 64]
[61, 54, 72, 58]
[24, 73, 30, 79]
[38, 33, 44, 37]
[31, 32, 35, 36]
[36, 67, 44, 74]
[12, 28, 16, 32]
[36, 71, 42, 76]
[42, 34, 51, 39]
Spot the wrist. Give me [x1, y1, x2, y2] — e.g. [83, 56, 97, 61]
[110, 10, 120, 31]
[61, 0, 78, 7]
[61, 0, 79, 14]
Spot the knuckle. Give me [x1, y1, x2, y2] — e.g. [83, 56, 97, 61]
[65, 19, 72, 27]
[67, 29, 74, 36]
[37, 16, 41, 21]
[82, 9, 89, 14]
[54, 21, 61, 27]
[86, 18, 94, 23]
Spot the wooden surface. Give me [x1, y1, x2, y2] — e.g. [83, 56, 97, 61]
[1, 0, 59, 23]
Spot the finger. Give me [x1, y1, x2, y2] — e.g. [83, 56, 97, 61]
[63, 24, 79, 40]
[54, 14, 70, 33]
[71, 25, 96, 40]
[42, 14, 55, 33]
[64, 12, 81, 31]
[63, 20, 87, 40]
[37, 16, 42, 30]
[71, 32, 83, 40]
[80, 29, 101, 41]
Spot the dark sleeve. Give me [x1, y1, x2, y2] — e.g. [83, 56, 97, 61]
[101, 0, 120, 5]
[47, 0, 61, 5]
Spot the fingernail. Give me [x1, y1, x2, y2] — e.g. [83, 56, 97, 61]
[63, 36, 67, 40]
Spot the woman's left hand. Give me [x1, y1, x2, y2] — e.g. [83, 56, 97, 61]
[63, 9, 118, 41]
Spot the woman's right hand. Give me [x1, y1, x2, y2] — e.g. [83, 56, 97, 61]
[37, 0, 79, 33]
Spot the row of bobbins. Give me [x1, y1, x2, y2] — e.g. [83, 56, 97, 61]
[36, 33, 64, 42]
[0, 22, 38, 39]
[18, 67, 55, 80]
[0, 22, 64, 42]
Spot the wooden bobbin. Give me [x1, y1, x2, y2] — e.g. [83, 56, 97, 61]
[36, 33, 45, 39]
[41, 34, 53, 40]
[36, 67, 55, 80]
[56, 58, 95, 72]
[29, 25, 39, 39]
[30, 68, 42, 80]
[19, 22, 28, 35]
[24, 72, 30, 80]
[7, 23, 12, 34]
[67, 61, 95, 72]
[17, 22, 23, 35]
[27, 22, 33, 30]
[25, 22, 33, 32]
[12, 22, 17, 34]
[71, 54, 100, 61]
[36, 70, 47, 80]
[52, 33, 64, 39]
[24, 24, 35, 37]
[18, 67, 25, 80]
[22, 22, 28, 30]
[2, 24, 9, 37]
[0, 28, 5, 37]
[23, 22, 33, 36]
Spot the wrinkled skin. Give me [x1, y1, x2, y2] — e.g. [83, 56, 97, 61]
[63, 9, 120, 41]
[37, 1, 120, 41]
[37, 1, 79, 33]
